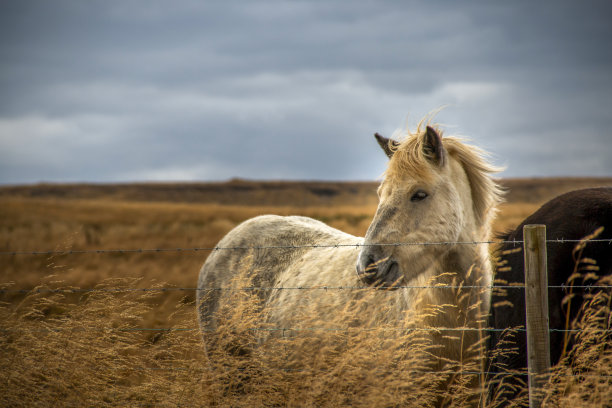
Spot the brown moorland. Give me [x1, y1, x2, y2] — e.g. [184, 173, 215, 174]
[1, 177, 611, 407]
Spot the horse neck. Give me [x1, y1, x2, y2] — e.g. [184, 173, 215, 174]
[438, 224, 493, 315]
[441, 241, 492, 285]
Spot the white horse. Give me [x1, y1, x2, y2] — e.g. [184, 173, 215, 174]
[197, 123, 503, 371]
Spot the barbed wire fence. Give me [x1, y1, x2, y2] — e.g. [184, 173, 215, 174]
[2, 232, 611, 405]
[2, 237, 611, 257]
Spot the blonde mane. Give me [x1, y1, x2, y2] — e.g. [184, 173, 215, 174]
[386, 121, 505, 232]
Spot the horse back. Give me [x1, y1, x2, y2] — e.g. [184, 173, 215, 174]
[196, 215, 358, 334]
[498, 187, 612, 286]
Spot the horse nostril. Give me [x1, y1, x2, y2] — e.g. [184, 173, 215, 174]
[365, 256, 378, 272]
[357, 253, 396, 286]
[356, 254, 379, 284]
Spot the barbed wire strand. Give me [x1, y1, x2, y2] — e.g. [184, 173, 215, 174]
[2, 283, 612, 295]
[2, 326, 610, 334]
[1, 237, 611, 256]
[75, 364, 612, 379]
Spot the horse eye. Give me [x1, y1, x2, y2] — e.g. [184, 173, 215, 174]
[410, 190, 428, 202]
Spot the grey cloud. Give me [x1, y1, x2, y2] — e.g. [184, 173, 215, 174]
[1, 0, 611, 184]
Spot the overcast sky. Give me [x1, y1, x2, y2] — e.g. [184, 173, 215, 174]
[1, 1, 611, 184]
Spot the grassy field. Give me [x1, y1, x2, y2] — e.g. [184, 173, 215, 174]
[1, 177, 611, 406]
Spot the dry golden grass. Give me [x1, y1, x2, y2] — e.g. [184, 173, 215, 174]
[1, 178, 611, 406]
[0, 278, 469, 407]
[543, 275, 612, 407]
[1, 274, 610, 406]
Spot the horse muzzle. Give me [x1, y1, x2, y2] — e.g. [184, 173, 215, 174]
[355, 252, 402, 289]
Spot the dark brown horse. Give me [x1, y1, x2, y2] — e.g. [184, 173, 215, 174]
[487, 187, 612, 403]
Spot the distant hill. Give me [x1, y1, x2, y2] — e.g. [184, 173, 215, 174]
[500, 177, 612, 203]
[1, 177, 610, 207]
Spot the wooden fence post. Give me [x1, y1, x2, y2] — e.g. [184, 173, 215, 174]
[523, 224, 551, 408]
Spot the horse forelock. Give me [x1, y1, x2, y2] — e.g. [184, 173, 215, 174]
[385, 122, 505, 233]
[384, 123, 439, 183]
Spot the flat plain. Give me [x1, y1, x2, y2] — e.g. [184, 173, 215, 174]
[1, 177, 611, 406]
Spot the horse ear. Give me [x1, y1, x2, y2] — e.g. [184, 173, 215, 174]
[375, 133, 400, 159]
[423, 126, 446, 166]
